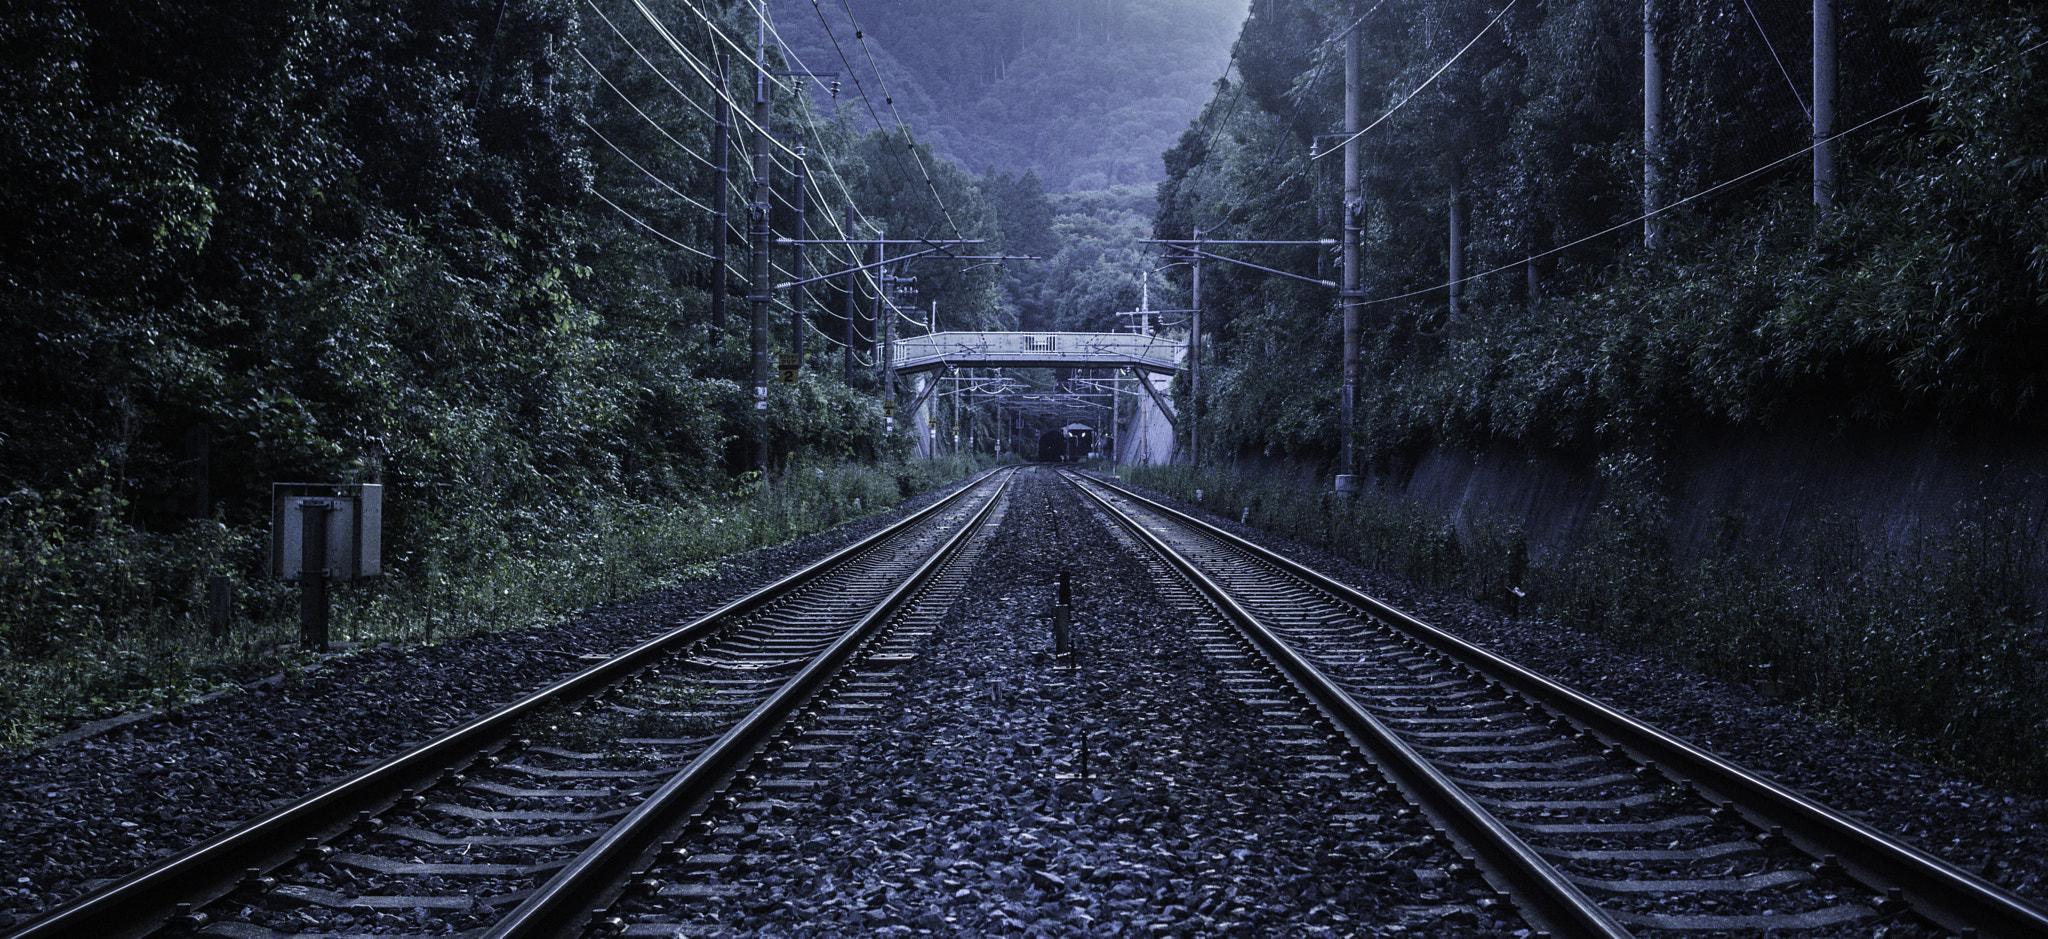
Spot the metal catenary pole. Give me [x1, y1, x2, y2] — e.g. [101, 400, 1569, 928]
[749, 15, 772, 476]
[712, 54, 730, 341]
[1339, 24, 1363, 492]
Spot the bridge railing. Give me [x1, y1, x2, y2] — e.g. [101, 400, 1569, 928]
[893, 331, 1182, 374]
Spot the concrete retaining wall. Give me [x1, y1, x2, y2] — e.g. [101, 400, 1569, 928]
[1375, 421, 2048, 583]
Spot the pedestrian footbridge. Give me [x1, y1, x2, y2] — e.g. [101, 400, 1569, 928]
[889, 331, 1182, 464]
[892, 331, 1181, 376]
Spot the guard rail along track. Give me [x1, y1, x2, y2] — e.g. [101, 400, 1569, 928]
[1064, 468, 2048, 939]
[5, 466, 1019, 939]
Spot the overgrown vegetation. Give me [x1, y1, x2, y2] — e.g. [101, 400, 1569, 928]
[1138, 0, 2048, 789]
[1130, 463, 2048, 793]
[0, 0, 1037, 751]
[0, 456, 989, 749]
[1158, 0, 2048, 461]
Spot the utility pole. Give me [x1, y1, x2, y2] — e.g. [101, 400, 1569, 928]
[1448, 171, 1466, 327]
[1190, 227, 1203, 468]
[1813, 0, 1837, 214]
[749, 15, 772, 476]
[712, 54, 730, 340]
[878, 237, 895, 440]
[1142, 234, 1340, 471]
[842, 207, 860, 385]
[790, 144, 808, 365]
[1643, 0, 1664, 248]
[1338, 24, 1363, 493]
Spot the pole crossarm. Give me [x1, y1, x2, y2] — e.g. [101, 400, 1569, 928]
[772, 245, 947, 290]
[1143, 238, 1341, 287]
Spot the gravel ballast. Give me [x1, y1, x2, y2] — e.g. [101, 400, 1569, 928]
[626, 468, 1521, 937]
[1, 465, 2041, 935]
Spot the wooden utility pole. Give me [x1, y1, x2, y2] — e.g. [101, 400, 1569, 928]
[1813, 0, 1837, 213]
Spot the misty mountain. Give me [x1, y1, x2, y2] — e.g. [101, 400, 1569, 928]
[767, 0, 1247, 191]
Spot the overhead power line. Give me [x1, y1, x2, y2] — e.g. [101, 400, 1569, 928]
[1360, 92, 1935, 307]
[1315, 0, 1518, 160]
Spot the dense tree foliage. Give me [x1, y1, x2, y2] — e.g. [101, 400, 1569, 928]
[1150, 0, 2048, 791]
[0, 0, 1029, 702]
[1158, 0, 2048, 469]
[765, 0, 1247, 190]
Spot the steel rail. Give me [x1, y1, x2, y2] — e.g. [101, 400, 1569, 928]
[1079, 472, 2048, 939]
[4, 468, 1014, 939]
[1067, 472, 1630, 938]
[484, 466, 1014, 938]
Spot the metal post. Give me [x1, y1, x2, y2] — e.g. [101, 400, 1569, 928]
[1053, 572, 1073, 659]
[843, 206, 859, 385]
[1813, 0, 1837, 213]
[1190, 228, 1203, 468]
[712, 54, 730, 340]
[1448, 173, 1466, 327]
[1643, 0, 1664, 247]
[878, 238, 895, 439]
[790, 144, 808, 364]
[1338, 24, 1363, 492]
[749, 24, 773, 476]
[299, 499, 330, 652]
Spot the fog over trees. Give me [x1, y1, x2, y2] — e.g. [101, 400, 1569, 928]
[768, 0, 1249, 191]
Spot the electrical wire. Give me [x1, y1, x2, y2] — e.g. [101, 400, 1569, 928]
[1737, 0, 1811, 119]
[1359, 90, 1936, 307]
[828, 0, 966, 239]
[575, 48, 716, 170]
[633, 0, 802, 160]
[804, 0, 891, 132]
[606, 0, 888, 297]
[589, 187, 716, 259]
[1315, 0, 1519, 160]
[585, 0, 720, 128]
[580, 116, 722, 216]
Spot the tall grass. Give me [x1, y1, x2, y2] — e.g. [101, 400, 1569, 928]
[1125, 463, 2048, 793]
[0, 456, 990, 750]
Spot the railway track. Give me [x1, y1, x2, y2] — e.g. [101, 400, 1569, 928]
[4, 467, 1018, 939]
[1065, 469, 2048, 938]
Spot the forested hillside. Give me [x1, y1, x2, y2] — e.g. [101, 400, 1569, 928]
[1150, 0, 2048, 787]
[0, 0, 1024, 744]
[1160, 0, 2048, 466]
[767, 0, 1248, 190]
